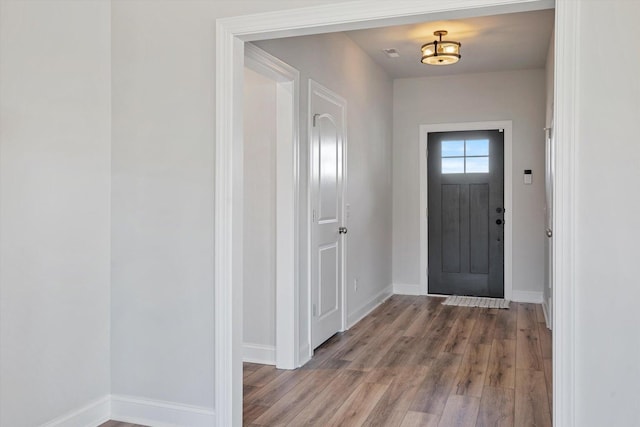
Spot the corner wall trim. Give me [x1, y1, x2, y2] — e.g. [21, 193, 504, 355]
[393, 283, 422, 296]
[347, 285, 393, 328]
[39, 395, 110, 427]
[243, 343, 276, 365]
[512, 290, 544, 304]
[111, 395, 215, 427]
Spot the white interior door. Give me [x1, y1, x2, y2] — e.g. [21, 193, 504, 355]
[309, 80, 346, 350]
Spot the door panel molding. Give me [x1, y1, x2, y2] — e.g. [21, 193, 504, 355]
[419, 121, 513, 301]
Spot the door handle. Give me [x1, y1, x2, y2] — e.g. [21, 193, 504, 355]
[546, 228, 553, 238]
[496, 219, 503, 225]
[338, 227, 348, 234]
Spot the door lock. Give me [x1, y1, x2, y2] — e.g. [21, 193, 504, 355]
[338, 227, 348, 234]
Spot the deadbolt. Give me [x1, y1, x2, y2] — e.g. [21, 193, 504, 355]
[496, 219, 503, 225]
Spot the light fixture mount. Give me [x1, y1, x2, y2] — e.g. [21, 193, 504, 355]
[421, 29, 461, 66]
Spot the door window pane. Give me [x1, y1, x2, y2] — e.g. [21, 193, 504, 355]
[466, 156, 489, 173]
[442, 140, 464, 157]
[440, 137, 491, 174]
[465, 139, 489, 156]
[442, 157, 465, 174]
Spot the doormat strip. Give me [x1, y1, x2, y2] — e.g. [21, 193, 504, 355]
[442, 295, 510, 309]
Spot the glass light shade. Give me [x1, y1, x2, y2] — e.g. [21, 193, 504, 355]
[421, 40, 461, 65]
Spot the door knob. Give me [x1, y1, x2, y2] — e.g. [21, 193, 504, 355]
[496, 219, 503, 225]
[338, 227, 348, 234]
[546, 228, 553, 238]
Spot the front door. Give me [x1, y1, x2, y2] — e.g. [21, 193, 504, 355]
[309, 80, 346, 349]
[428, 130, 504, 297]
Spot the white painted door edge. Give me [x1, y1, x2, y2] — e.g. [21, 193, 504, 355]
[215, 1, 576, 426]
[419, 121, 513, 302]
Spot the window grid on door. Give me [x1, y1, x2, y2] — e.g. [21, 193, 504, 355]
[441, 139, 490, 174]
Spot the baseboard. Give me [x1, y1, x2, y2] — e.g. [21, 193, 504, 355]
[40, 395, 110, 427]
[512, 290, 544, 304]
[298, 341, 311, 367]
[393, 283, 422, 296]
[243, 343, 276, 365]
[347, 284, 393, 328]
[542, 299, 552, 329]
[111, 395, 215, 427]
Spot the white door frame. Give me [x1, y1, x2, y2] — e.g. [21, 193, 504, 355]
[244, 43, 301, 370]
[307, 79, 348, 358]
[419, 121, 513, 300]
[215, 1, 577, 425]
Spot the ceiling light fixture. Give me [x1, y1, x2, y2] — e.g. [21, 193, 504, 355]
[421, 30, 461, 65]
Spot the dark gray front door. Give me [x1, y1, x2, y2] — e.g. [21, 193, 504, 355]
[428, 130, 504, 297]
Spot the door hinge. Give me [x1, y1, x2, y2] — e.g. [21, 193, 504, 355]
[312, 209, 317, 222]
[312, 113, 320, 127]
[312, 304, 317, 317]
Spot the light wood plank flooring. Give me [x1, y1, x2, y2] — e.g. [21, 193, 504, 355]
[244, 295, 552, 427]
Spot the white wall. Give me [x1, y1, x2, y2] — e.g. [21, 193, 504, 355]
[255, 32, 394, 346]
[393, 69, 547, 297]
[243, 69, 277, 353]
[0, 1, 111, 426]
[110, 0, 343, 413]
[110, 1, 216, 409]
[575, 2, 640, 425]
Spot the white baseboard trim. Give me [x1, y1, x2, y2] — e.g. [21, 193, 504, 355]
[243, 343, 276, 365]
[542, 300, 551, 329]
[40, 395, 110, 427]
[512, 290, 544, 304]
[393, 283, 422, 296]
[298, 342, 311, 367]
[111, 395, 215, 427]
[347, 284, 393, 328]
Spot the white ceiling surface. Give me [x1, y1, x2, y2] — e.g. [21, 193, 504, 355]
[344, 9, 554, 79]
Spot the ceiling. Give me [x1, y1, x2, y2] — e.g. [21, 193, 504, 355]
[344, 9, 555, 79]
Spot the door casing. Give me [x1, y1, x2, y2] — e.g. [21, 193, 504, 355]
[419, 121, 513, 301]
[244, 43, 301, 370]
[216, 1, 578, 426]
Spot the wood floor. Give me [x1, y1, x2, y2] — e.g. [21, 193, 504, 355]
[244, 295, 552, 427]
